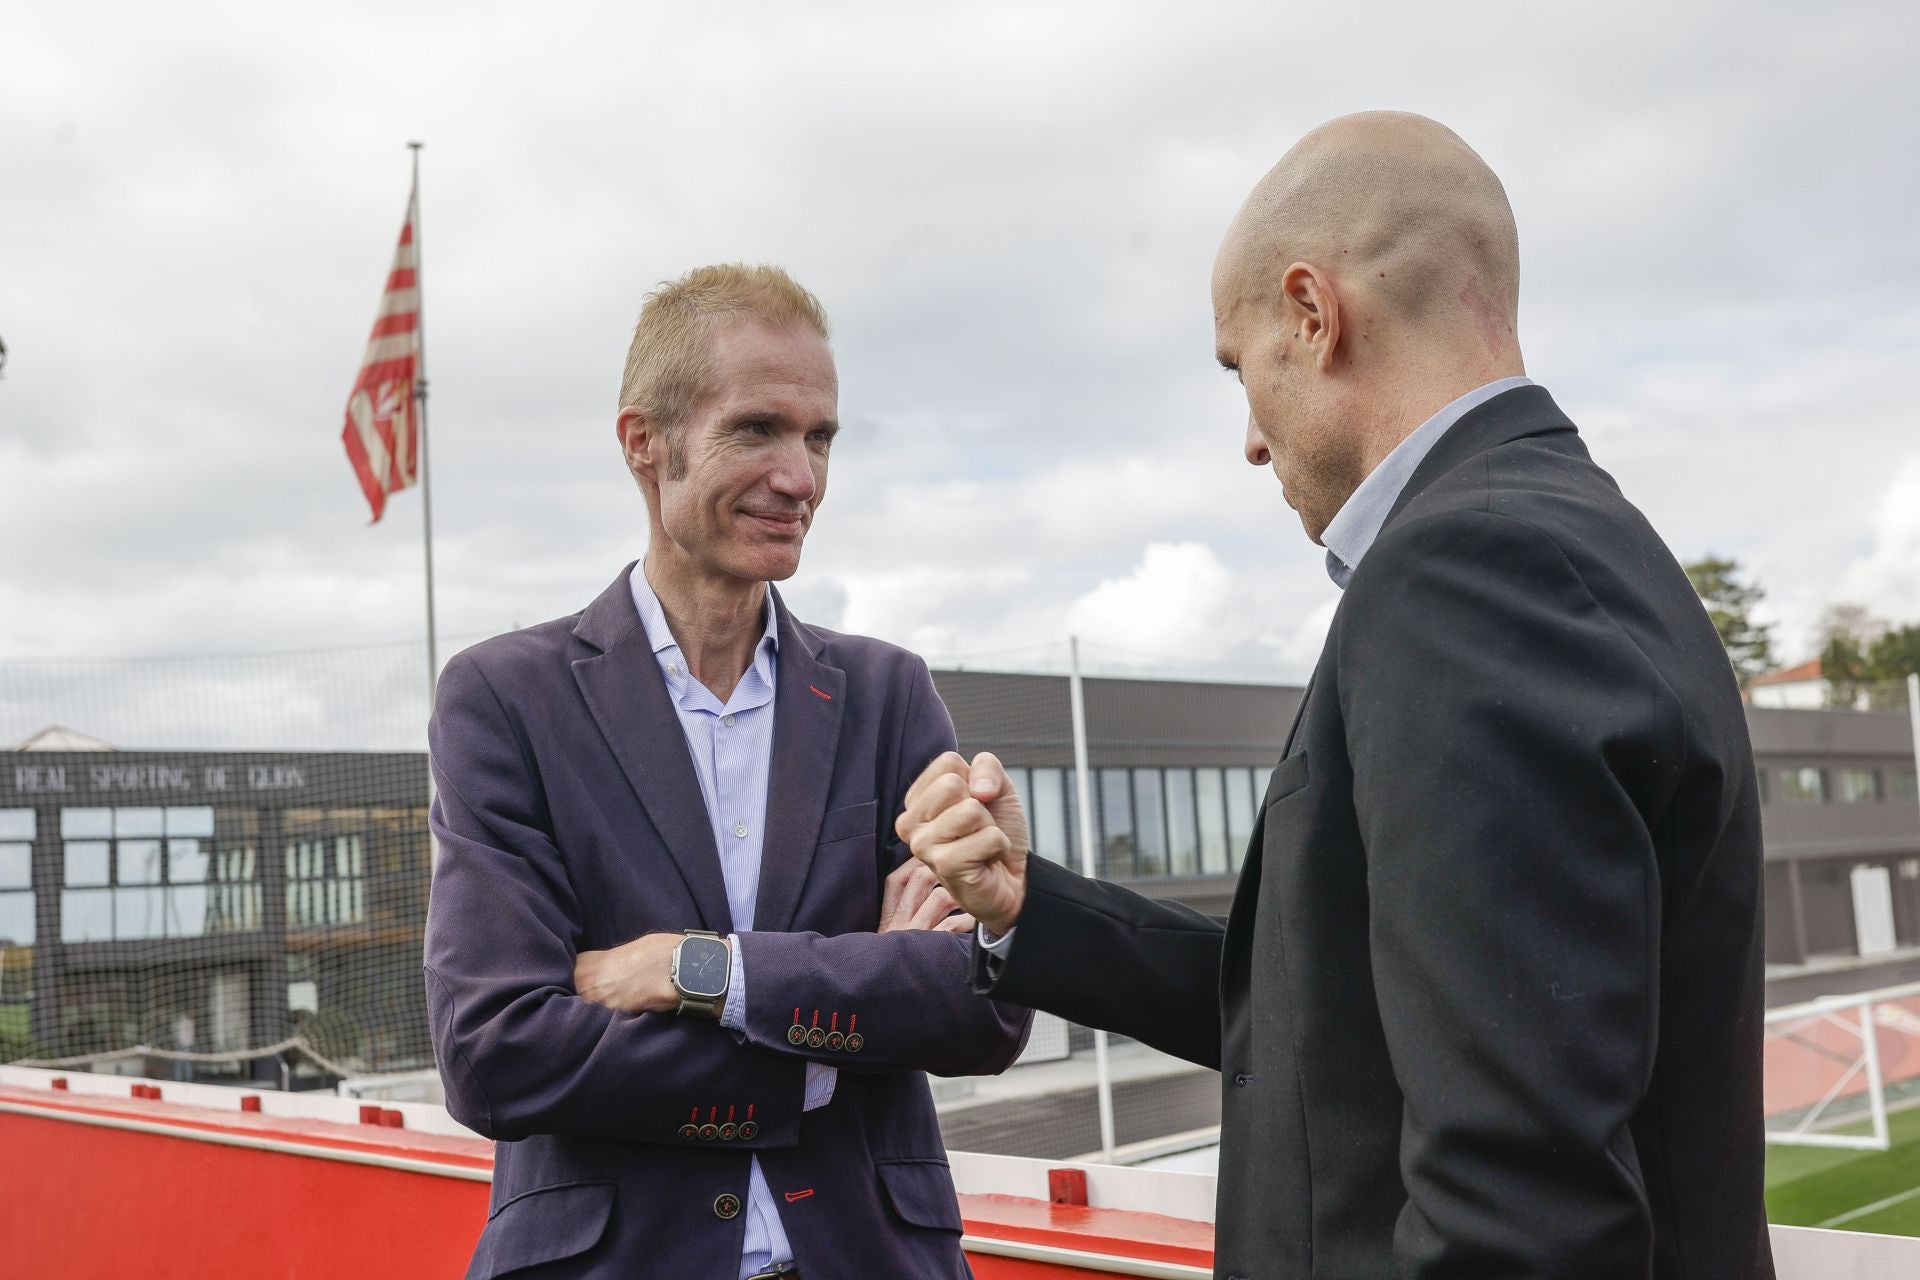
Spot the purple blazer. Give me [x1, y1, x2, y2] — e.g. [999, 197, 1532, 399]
[424, 568, 1031, 1279]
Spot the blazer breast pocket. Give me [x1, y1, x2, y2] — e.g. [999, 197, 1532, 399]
[1262, 751, 1311, 810]
[817, 798, 878, 849]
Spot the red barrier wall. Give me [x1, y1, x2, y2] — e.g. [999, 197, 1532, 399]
[0, 1085, 1212, 1279]
[0, 1103, 484, 1279]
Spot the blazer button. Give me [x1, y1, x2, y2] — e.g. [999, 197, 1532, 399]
[699, 1123, 720, 1141]
[787, 1024, 808, 1045]
[713, 1192, 742, 1220]
[739, 1120, 759, 1140]
[679, 1124, 698, 1140]
[1233, 1072, 1252, 1086]
[825, 1031, 845, 1051]
[719, 1122, 737, 1140]
[844, 1032, 864, 1053]
[806, 1028, 827, 1049]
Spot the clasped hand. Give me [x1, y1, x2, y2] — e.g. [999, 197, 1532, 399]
[571, 847, 978, 1014]
[895, 751, 1030, 938]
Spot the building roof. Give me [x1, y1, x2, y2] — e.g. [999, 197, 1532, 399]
[11, 725, 116, 751]
[1751, 658, 1823, 688]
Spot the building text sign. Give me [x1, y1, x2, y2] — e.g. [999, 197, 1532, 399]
[10, 762, 309, 796]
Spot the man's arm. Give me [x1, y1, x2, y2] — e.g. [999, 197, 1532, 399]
[902, 752, 1227, 1069]
[728, 658, 1033, 1077]
[975, 855, 1225, 1068]
[423, 652, 805, 1145]
[1340, 509, 1682, 1278]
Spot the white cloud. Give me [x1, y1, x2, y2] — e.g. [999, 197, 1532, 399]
[1835, 454, 1920, 626]
[1065, 542, 1239, 660]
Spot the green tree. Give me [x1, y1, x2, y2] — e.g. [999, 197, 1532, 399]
[1818, 606, 1920, 708]
[1684, 556, 1775, 685]
[1821, 630, 1873, 708]
[1869, 625, 1920, 679]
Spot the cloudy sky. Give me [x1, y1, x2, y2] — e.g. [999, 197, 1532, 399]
[2, 2, 1917, 746]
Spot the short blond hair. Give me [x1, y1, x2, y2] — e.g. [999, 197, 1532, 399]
[618, 264, 831, 430]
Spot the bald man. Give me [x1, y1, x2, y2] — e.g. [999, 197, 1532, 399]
[902, 113, 1771, 1279]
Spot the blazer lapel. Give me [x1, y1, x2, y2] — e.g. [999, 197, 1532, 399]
[569, 566, 734, 934]
[754, 589, 845, 934]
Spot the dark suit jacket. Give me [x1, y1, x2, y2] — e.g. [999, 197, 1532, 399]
[425, 572, 1030, 1279]
[978, 387, 1772, 1279]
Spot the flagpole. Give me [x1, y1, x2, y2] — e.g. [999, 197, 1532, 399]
[409, 140, 440, 707]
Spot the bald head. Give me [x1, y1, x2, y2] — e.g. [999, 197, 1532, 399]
[1216, 111, 1520, 356]
[1212, 113, 1527, 544]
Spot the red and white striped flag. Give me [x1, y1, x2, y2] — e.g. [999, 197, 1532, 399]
[342, 183, 422, 522]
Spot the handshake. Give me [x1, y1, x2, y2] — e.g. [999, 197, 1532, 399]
[893, 750, 1032, 939]
[572, 750, 1028, 1016]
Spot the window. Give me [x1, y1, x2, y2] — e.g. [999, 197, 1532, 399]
[0, 810, 34, 950]
[59, 806, 253, 942]
[1891, 769, 1918, 802]
[1195, 769, 1229, 874]
[1778, 767, 1826, 804]
[1029, 768, 1068, 865]
[1132, 769, 1167, 877]
[1003, 768, 1031, 832]
[1097, 769, 1136, 878]
[1836, 769, 1880, 804]
[1063, 769, 1083, 869]
[64, 842, 110, 886]
[285, 811, 368, 928]
[1225, 768, 1257, 870]
[1163, 769, 1199, 875]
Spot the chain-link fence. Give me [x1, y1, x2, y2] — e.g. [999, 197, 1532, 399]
[4, 641, 1918, 1171]
[0, 641, 456, 1088]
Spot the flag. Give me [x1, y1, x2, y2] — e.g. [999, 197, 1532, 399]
[341, 183, 422, 522]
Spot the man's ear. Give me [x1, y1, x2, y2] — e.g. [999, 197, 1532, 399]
[1281, 262, 1342, 373]
[616, 407, 659, 487]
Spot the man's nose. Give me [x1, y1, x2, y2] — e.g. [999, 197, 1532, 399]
[1243, 414, 1271, 467]
[767, 440, 818, 501]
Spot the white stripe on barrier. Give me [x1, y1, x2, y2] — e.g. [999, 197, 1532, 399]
[958, 1235, 1211, 1278]
[0, 1099, 492, 1183]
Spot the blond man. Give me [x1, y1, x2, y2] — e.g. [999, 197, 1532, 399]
[425, 265, 1030, 1280]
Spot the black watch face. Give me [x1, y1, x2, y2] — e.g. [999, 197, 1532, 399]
[677, 936, 729, 998]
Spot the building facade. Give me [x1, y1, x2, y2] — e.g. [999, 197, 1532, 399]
[0, 752, 430, 1081]
[3, 674, 1917, 1075]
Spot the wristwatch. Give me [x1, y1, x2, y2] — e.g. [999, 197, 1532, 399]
[670, 930, 732, 1018]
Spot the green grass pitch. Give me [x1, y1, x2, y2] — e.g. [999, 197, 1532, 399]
[1766, 1104, 1920, 1237]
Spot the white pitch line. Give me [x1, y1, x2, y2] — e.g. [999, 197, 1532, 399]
[1817, 1181, 1920, 1229]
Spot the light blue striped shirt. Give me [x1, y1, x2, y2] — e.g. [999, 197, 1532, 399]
[629, 564, 834, 1279]
[1319, 376, 1535, 589]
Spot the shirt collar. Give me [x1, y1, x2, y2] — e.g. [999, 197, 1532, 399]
[627, 562, 780, 698]
[1320, 376, 1535, 589]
